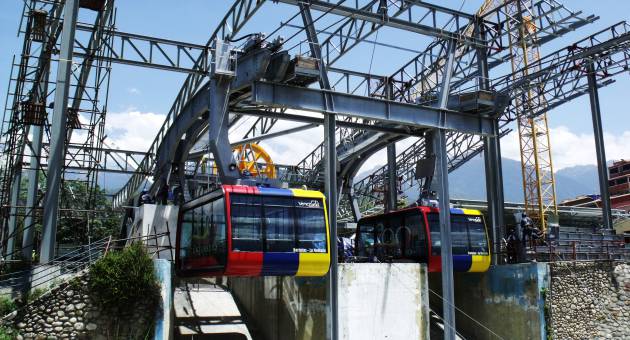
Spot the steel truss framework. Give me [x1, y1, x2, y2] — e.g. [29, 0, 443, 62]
[344, 21, 630, 220]
[1, 1, 628, 339]
[289, 0, 597, 193]
[0, 0, 118, 260]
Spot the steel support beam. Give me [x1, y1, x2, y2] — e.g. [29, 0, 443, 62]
[232, 109, 421, 136]
[22, 126, 43, 260]
[435, 39, 456, 340]
[299, 4, 337, 339]
[276, 0, 484, 47]
[231, 123, 318, 147]
[324, 113, 338, 340]
[208, 79, 240, 183]
[40, 0, 79, 263]
[586, 61, 613, 230]
[477, 17, 505, 265]
[484, 120, 504, 264]
[5, 171, 22, 260]
[250, 81, 494, 135]
[386, 143, 397, 212]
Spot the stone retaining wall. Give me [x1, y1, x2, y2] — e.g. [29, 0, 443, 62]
[8, 274, 154, 340]
[547, 261, 630, 340]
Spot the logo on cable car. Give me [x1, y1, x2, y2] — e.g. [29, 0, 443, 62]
[297, 200, 320, 208]
[467, 216, 482, 223]
[293, 248, 326, 253]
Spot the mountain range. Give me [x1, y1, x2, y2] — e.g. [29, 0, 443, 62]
[358, 156, 602, 204]
[101, 157, 603, 203]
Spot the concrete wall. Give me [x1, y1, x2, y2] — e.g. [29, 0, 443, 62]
[429, 263, 549, 340]
[129, 204, 178, 260]
[338, 263, 430, 340]
[153, 259, 172, 340]
[229, 263, 429, 340]
[229, 275, 327, 340]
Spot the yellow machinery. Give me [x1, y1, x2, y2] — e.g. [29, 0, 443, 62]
[200, 143, 277, 179]
[232, 143, 277, 178]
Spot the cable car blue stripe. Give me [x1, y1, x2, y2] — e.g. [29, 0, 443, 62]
[453, 255, 472, 272]
[262, 253, 299, 276]
[450, 208, 464, 214]
[258, 187, 294, 197]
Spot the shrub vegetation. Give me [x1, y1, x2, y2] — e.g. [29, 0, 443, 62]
[88, 243, 160, 315]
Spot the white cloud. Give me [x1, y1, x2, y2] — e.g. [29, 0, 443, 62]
[127, 87, 140, 95]
[500, 125, 630, 170]
[257, 119, 323, 165]
[101, 111, 629, 175]
[104, 110, 165, 151]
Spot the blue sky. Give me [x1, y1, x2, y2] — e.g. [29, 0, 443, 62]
[1, 0, 630, 171]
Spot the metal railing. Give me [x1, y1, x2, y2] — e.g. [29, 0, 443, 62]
[527, 239, 628, 262]
[0, 233, 171, 298]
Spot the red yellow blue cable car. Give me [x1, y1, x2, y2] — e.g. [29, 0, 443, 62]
[355, 206, 491, 272]
[176, 185, 331, 277]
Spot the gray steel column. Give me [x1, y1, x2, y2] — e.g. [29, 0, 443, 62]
[586, 61, 613, 230]
[300, 4, 338, 339]
[484, 122, 504, 264]
[324, 112, 338, 340]
[386, 143, 397, 212]
[23, 126, 43, 260]
[477, 17, 504, 264]
[6, 170, 22, 260]
[436, 38, 457, 340]
[40, 0, 80, 263]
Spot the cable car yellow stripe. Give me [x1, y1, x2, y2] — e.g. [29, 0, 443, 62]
[291, 189, 331, 277]
[457, 208, 490, 272]
[297, 253, 330, 276]
[460, 208, 482, 216]
[469, 255, 491, 272]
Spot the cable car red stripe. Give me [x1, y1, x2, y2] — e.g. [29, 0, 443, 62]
[224, 185, 263, 276]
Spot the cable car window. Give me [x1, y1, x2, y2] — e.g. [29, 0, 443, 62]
[294, 198, 327, 253]
[231, 194, 263, 252]
[263, 196, 296, 252]
[388, 216, 403, 258]
[427, 213, 441, 256]
[450, 215, 471, 255]
[404, 211, 425, 259]
[179, 198, 227, 270]
[357, 223, 375, 257]
[179, 210, 194, 264]
[212, 197, 227, 264]
[464, 215, 488, 254]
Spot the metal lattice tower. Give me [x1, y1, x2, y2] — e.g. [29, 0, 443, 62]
[0, 0, 116, 258]
[504, 0, 558, 231]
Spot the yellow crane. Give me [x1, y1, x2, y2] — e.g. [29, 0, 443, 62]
[502, 0, 558, 232]
[470, 0, 559, 232]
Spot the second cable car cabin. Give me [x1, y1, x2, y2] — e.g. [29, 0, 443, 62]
[355, 206, 491, 272]
[176, 185, 330, 277]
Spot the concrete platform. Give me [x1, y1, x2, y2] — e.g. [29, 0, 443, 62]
[174, 280, 253, 340]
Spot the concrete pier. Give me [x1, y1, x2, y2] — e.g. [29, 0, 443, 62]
[229, 263, 430, 340]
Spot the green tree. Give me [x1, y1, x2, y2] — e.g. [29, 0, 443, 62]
[18, 173, 121, 247]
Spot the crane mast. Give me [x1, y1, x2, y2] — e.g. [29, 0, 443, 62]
[476, 0, 558, 232]
[505, 0, 558, 232]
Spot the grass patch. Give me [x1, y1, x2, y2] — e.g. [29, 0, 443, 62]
[0, 297, 16, 317]
[0, 325, 16, 340]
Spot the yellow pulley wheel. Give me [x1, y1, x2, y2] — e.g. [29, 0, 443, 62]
[233, 143, 277, 179]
